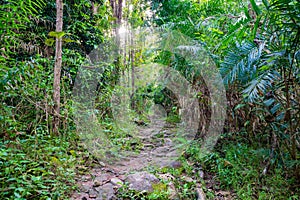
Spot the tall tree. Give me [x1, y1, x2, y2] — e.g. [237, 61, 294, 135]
[53, 0, 63, 135]
[110, 0, 122, 23]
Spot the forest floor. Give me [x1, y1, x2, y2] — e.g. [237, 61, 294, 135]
[71, 114, 234, 200]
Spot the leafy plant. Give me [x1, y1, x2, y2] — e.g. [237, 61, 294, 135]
[0, 131, 80, 199]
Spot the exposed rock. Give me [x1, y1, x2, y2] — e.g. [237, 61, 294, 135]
[80, 184, 90, 193]
[125, 171, 159, 192]
[93, 180, 101, 187]
[169, 160, 182, 169]
[198, 170, 204, 179]
[182, 176, 194, 183]
[158, 173, 175, 181]
[110, 177, 123, 187]
[117, 174, 126, 181]
[81, 175, 91, 182]
[196, 183, 206, 200]
[96, 183, 115, 200]
[88, 189, 98, 198]
[94, 174, 111, 187]
[98, 161, 106, 167]
[71, 116, 209, 200]
[164, 138, 173, 146]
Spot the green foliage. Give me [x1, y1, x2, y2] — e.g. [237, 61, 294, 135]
[165, 112, 181, 124]
[0, 132, 80, 199]
[200, 141, 299, 199]
[39, 0, 107, 55]
[0, 0, 110, 198]
[0, 0, 46, 57]
[220, 40, 264, 86]
[100, 119, 143, 153]
[151, 1, 299, 198]
[219, 0, 299, 177]
[116, 182, 170, 200]
[0, 58, 53, 138]
[1, 0, 299, 199]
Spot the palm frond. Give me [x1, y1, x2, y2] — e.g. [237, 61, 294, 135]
[214, 18, 251, 51]
[270, 0, 300, 20]
[243, 70, 281, 102]
[220, 41, 264, 85]
[176, 45, 202, 56]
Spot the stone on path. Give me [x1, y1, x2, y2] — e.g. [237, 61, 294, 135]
[198, 170, 204, 179]
[169, 160, 182, 169]
[125, 171, 159, 192]
[71, 117, 207, 199]
[93, 174, 111, 187]
[110, 177, 123, 187]
[80, 184, 90, 193]
[96, 183, 115, 200]
[182, 176, 194, 183]
[88, 189, 98, 198]
[196, 183, 206, 200]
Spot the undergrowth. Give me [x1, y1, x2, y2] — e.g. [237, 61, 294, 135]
[0, 129, 84, 200]
[185, 132, 300, 199]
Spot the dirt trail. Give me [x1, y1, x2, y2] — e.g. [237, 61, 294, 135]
[71, 114, 234, 200]
[71, 115, 184, 200]
[110, 117, 182, 173]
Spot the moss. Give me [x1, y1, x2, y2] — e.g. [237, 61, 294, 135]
[152, 183, 167, 192]
[148, 183, 169, 200]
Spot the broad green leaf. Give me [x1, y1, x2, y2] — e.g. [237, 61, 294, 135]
[45, 38, 55, 46]
[63, 38, 75, 43]
[48, 31, 66, 39]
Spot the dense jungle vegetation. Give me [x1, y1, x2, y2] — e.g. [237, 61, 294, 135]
[0, 0, 299, 199]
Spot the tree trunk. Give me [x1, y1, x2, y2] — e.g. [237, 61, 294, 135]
[130, 29, 135, 109]
[109, 0, 123, 32]
[131, 49, 135, 109]
[52, 0, 63, 135]
[117, 0, 123, 26]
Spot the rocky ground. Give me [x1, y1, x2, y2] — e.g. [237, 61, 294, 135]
[71, 116, 233, 200]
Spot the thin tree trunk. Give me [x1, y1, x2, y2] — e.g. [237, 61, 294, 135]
[131, 49, 135, 109]
[130, 29, 135, 109]
[53, 0, 63, 135]
[117, 0, 123, 26]
[110, 0, 123, 34]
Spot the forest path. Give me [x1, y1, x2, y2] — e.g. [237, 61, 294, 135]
[71, 115, 232, 200]
[71, 114, 186, 199]
[109, 116, 182, 173]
